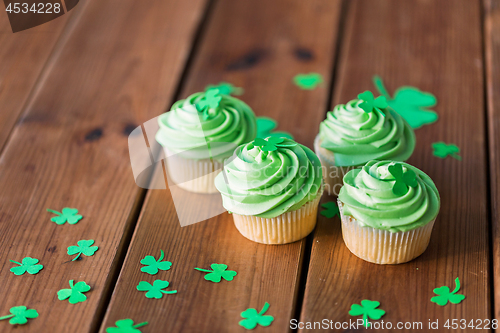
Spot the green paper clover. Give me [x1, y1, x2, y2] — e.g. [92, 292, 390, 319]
[205, 82, 243, 96]
[432, 142, 461, 160]
[320, 202, 340, 218]
[194, 263, 237, 283]
[252, 137, 296, 152]
[349, 300, 385, 328]
[67, 239, 99, 261]
[57, 280, 91, 304]
[136, 280, 177, 299]
[239, 302, 274, 330]
[47, 208, 82, 225]
[374, 75, 438, 129]
[106, 319, 148, 333]
[431, 277, 465, 306]
[256, 117, 294, 140]
[140, 250, 172, 275]
[388, 163, 417, 196]
[293, 73, 323, 90]
[9, 257, 43, 275]
[0, 306, 38, 325]
[357, 90, 388, 113]
[196, 89, 222, 120]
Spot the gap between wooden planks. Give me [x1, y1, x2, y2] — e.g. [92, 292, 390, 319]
[300, 0, 491, 331]
[0, 0, 208, 332]
[100, 0, 342, 331]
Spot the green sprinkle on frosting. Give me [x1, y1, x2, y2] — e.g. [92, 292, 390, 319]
[338, 160, 440, 232]
[215, 138, 323, 218]
[156, 91, 256, 160]
[319, 96, 416, 166]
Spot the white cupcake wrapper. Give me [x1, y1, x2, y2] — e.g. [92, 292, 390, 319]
[232, 191, 323, 245]
[339, 200, 435, 264]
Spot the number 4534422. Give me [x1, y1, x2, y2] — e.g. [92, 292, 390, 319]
[5, 3, 61, 14]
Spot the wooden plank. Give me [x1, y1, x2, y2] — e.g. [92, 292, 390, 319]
[0, 7, 71, 152]
[485, 0, 500, 324]
[0, 0, 207, 332]
[301, 0, 491, 330]
[100, 0, 342, 331]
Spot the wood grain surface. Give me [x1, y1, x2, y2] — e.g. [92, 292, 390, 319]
[484, 0, 500, 324]
[100, 0, 342, 332]
[0, 8, 72, 152]
[0, 0, 207, 332]
[300, 0, 491, 331]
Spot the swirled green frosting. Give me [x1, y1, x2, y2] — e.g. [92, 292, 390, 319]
[214, 138, 323, 218]
[338, 160, 440, 232]
[319, 98, 416, 166]
[156, 91, 256, 160]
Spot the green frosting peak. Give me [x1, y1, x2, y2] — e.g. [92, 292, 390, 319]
[319, 96, 416, 166]
[156, 91, 256, 160]
[215, 138, 323, 218]
[338, 160, 440, 232]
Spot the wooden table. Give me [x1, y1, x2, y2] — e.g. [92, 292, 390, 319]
[0, 0, 498, 331]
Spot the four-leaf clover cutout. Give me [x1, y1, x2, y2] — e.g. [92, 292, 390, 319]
[0, 306, 38, 325]
[196, 89, 222, 120]
[47, 208, 82, 225]
[205, 82, 243, 96]
[194, 263, 237, 283]
[140, 250, 172, 275]
[57, 280, 91, 304]
[136, 280, 177, 299]
[252, 137, 296, 152]
[67, 239, 99, 261]
[106, 319, 148, 333]
[432, 142, 461, 160]
[293, 73, 323, 90]
[374, 75, 438, 129]
[239, 302, 274, 330]
[357, 90, 388, 113]
[320, 201, 340, 218]
[349, 300, 385, 328]
[256, 117, 294, 140]
[388, 163, 418, 196]
[431, 277, 465, 306]
[9, 257, 43, 275]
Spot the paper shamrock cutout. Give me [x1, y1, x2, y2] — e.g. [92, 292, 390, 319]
[47, 208, 82, 225]
[388, 163, 417, 196]
[256, 117, 294, 140]
[431, 277, 465, 306]
[106, 319, 148, 333]
[140, 250, 172, 275]
[349, 300, 385, 328]
[205, 82, 243, 96]
[196, 89, 222, 120]
[0, 306, 38, 325]
[9, 257, 43, 275]
[293, 73, 323, 90]
[432, 142, 461, 160]
[67, 239, 99, 261]
[320, 202, 340, 218]
[194, 263, 237, 283]
[252, 137, 296, 152]
[357, 90, 388, 113]
[136, 280, 177, 299]
[239, 302, 274, 330]
[373, 75, 438, 129]
[58, 280, 91, 304]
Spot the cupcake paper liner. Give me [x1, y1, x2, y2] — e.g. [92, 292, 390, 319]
[339, 201, 435, 264]
[232, 192, 323, 245]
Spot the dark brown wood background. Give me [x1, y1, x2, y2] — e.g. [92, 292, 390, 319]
[0, 0, 497, 332]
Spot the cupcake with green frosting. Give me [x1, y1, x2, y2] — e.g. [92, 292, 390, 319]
[315, 91, 416, 195]
[338, 160, 440, 264]
[156, 88, 256, 193]
[214, 137, 323, 244]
